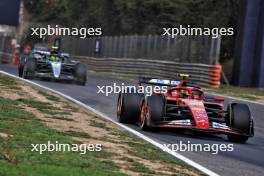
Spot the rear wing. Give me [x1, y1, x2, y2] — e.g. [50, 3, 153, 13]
[61, 53, 70, 58]
[138, 77, 181, 86]
[33, 49, 71, 60]
[32, 48, 50, 56]
[139, 75, 201, 89]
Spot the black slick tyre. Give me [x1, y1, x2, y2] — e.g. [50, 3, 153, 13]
[117, 92, 143, 124]
[226, 103, 253, 143]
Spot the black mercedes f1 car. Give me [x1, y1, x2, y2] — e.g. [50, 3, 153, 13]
[18, 47, 87, 85]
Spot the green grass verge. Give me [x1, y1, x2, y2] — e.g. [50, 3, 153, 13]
[130, 161, 155, 174]
[0, 73, 201, 176]
[38, 91, 62, 102]
[205, 85, 264, 101]
[0, 74, 21, 90]
[0, 96, 125, 176]
[17, 98, 72, 116]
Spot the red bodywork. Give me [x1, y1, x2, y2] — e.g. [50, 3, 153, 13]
[147, 81, 243, 135]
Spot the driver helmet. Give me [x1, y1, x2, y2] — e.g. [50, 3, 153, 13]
[50, 45, 59, 56]
[49, 45, 60, 61]
[180, 90, 189, 98]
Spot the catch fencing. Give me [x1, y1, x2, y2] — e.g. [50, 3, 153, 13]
[62, 35, 222, 87]
[62, 35, 221, 65]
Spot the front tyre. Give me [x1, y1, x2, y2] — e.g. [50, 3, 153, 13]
[226, 103, 253, 143]
[227, 135, 249, 143]
[75, 63, 87, 86]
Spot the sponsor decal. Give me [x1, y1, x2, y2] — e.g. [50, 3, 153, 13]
[168, 119, 191, 125]
[212, 122, 231, 130]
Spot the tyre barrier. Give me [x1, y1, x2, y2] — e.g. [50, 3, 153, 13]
[74, 57, 222, 88]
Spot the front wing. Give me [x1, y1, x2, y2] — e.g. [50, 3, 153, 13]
[35, 62, 76, 79]
[151, 120, 252, 136]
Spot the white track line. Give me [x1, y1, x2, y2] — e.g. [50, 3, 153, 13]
[0, 70, 219, 176]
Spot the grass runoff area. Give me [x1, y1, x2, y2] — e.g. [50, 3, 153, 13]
[0, 74, 200, 176]
[205, 85, 264, 103]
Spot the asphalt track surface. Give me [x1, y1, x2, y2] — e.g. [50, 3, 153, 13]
[0, 64, 263, 176]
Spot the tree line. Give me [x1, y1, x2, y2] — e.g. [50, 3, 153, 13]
[23, 0, 240, 61]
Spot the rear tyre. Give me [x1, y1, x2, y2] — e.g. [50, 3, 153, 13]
[139, 101, 151, 131]
[22, 59, 36, 79]
[146, 94, 164, 122]
[226, 103, 253, 143]
[75, 63, 87, 86]
[117, 91, 143, 124]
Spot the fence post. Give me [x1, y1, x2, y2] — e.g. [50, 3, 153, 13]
[141, 35, 146, 58]
[209, 36, 221, 64]
[172, 37, 179, 61]
[165, 35, 170, 59]
[128, 35, 133, 58]
[123, 36, 128, 58]
[118, 35, 123, 58]
[105, 36, 109, 57]
[133, 34, 138, 58]
[113, 36, 118, 58]
[153, 35, 158, 59]
[146, 34, 152, 59]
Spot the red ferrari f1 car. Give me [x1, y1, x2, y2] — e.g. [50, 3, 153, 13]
[117, 74, 254, 143]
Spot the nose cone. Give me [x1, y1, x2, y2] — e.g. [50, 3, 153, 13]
[51, 62, 62, 78]
[182, 99, 209, 128]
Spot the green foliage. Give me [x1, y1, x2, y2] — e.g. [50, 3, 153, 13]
[24, 0, 239, 34]
[23, 0, 240, 60]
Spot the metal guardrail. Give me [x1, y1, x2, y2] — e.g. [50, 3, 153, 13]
[74, 57, 222, 88]
[0, 52, 221, 88]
